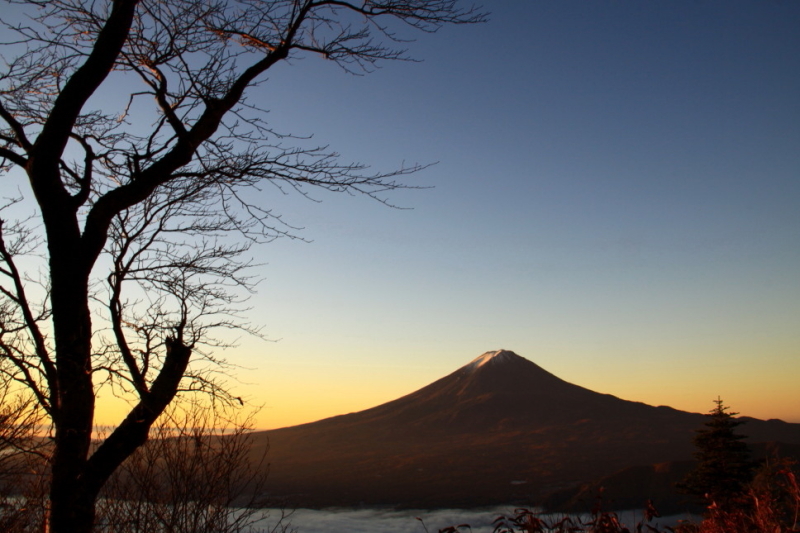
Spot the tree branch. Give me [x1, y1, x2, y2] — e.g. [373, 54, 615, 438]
[0, 100, 33, 153]
[0, 147, 27, 168]
[32, 0, 139, 169]
[84, 336, 192, 498]
[0, 219, 56, 413]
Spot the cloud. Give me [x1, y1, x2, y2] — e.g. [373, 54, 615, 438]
[253, 507, 697, 533]
[256, 507, 506, 533]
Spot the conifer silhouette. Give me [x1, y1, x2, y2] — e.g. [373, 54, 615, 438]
[679, 397, 756, 507]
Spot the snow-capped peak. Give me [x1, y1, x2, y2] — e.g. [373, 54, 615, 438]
[466, 349, 519, 370]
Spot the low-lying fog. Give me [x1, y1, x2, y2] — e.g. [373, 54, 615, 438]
[254, 507, 698, 533]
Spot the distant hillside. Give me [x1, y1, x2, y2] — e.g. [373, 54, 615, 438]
[250, 350, 800, 509]
[542, 460, 698, 515]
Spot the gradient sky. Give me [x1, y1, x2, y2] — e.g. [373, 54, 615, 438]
[83, 1, 800, 429]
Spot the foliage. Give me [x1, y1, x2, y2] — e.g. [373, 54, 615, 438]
[490, 502, 663, 533]
[441, 469, 800, 533]
[678, 398, 756, 508]
[669, 460, 800, 533]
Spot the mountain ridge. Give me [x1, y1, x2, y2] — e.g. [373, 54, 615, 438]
[251, 350, 800, 509]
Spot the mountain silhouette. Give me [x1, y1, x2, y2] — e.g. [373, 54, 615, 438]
[251, 350, 800, 509]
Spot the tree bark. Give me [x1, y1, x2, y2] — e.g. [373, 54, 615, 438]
[46, 241, 95, 533]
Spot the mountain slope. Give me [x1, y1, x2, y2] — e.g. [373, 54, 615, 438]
[251, 350, 800, 508]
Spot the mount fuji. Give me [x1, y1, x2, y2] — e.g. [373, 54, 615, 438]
[251, 350, 800, 509]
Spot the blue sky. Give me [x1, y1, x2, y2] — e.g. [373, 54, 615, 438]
[93, 1, 800, 428]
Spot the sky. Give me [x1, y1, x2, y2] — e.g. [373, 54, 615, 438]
[204, 0, 800, 429]
[11, 1, 799, 428]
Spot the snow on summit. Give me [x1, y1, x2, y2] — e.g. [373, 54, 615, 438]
[467, 349, 519, 370]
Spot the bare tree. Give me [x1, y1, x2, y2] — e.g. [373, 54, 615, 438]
[96, 402, 290, 533]
[0, 373, 49, 532]
[0, 1, 485, 531]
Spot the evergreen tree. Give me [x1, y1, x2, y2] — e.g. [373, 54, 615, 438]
[679, 398, 756, 507]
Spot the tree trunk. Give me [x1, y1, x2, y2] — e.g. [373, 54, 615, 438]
[47, 250, 96, 533]
[34, 181, 96, 533]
